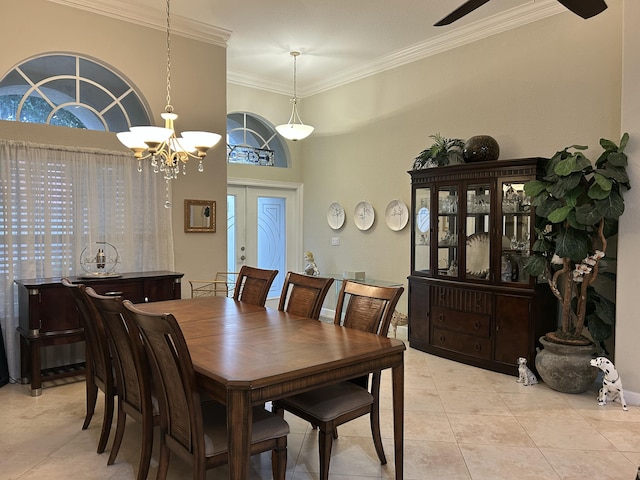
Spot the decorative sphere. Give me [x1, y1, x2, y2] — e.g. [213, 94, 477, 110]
[463, 135, 500, 163]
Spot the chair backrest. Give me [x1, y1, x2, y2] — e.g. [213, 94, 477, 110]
[334, 280, 404, 337]
[85, 288, 152, 419]
[278, 272, 334, 319]
[123, 300, 205, 459]
[62, 278, 112, 387]
[233, 265, 278, 306]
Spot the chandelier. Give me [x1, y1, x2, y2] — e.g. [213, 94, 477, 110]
[117, 0, 221, 205]
[276, 51, 314, 141]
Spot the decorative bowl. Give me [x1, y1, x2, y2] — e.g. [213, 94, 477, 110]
[463, 135, 500, 163]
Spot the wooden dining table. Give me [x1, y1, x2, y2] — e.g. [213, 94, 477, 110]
[136, 296, 406, 479]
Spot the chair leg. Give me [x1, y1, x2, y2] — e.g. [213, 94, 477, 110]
[107, 403, 126, 465]
[97, 391, 115, 454]
[156, 434, 170, 480]
[318, 428, 334, 480]
[83, 379, 98, 430]
[136, 415, 154, 480]
[369, 407, 387, 465]
[271, 437, 287, 480]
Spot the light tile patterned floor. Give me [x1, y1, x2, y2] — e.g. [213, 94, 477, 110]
[1, 330, 639, 479]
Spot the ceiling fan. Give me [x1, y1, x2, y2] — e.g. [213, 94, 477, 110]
[434, 0, 607, 26]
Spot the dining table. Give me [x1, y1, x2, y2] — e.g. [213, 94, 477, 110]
[136, 295, 406, 479]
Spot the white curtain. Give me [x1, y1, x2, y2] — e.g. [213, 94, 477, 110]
[0, 139, 174, 381]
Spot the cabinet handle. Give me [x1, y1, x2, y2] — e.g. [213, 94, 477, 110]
[438, 313, 445, 322]
[475, 344, 481, 352]
[439, 334, 446, 343]
[474, 321, 480, 329]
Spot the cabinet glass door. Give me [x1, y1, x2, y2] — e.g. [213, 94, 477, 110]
[414, 187, 431, 274]
[465, 184, 491, 281]
[437, 186, 458, 277]
[500, 182, 531, 284]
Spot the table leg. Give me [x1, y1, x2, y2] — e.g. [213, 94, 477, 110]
[227, 387, 252, 479]
[392, 361, 404, 480]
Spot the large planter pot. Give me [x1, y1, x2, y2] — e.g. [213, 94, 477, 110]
[535, 336, 598, 394]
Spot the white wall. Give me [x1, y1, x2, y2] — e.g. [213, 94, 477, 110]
[617, 0, 640, 399]
[300, 4, 622, 316]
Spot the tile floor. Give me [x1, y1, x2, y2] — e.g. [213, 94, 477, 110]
[2, 330, 640, 480]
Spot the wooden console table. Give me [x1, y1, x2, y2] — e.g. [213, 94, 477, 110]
[15, 270, 183, 396]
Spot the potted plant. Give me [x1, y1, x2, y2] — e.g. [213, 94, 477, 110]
[412, 133, 464, 169]
[523, 133, 630, 392]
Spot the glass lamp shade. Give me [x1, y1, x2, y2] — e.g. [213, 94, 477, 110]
[116, 131, 148, 150]
[169, 137, 197, 153]
[182, 131, 222, 149]
[276, 123, 314, 141]
[130, 126, 173, 145]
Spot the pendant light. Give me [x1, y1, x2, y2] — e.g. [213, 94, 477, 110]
[116, 0, 221, 207]
[276, 51, 314, 141]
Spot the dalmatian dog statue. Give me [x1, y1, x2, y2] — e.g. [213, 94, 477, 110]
[516, 357, 538, 386]
[590, 356, 628, 411]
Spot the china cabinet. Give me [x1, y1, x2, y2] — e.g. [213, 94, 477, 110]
[408, 158, 556, 375]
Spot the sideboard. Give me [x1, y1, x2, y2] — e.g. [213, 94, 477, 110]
[15, 270, 183, 396]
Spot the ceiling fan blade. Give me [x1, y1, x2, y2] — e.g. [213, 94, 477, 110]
[434, 0, 492, 26]
[556, 0, 607, 19]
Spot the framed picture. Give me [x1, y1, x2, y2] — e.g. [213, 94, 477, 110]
[184, 199, 216, 233]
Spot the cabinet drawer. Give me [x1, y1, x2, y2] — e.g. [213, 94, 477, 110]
[432, 307, 490, 337]
[91, 282, 145, 303]
[432, 285, 492, 315]
[432, 327, 492, 360]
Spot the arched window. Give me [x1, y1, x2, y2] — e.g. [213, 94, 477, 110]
[0, 53, 150, 132]
[227, 112, 289, 168]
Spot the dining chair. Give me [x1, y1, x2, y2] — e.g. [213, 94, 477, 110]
[233, 265, 279, 306]
[85, 288, 158, 480]
[189, 272, 238, 298]
[277, 271, 334, 319]
[122, 300, 289, 480]
[273, 280, 404, 480]
[62, 278, 116, 455]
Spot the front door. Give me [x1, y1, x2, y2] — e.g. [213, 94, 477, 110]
[227, 183, 301, 299]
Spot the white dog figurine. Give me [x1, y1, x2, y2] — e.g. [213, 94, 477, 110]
[516, 357, 538, 386]
[590, 356, 628, 411]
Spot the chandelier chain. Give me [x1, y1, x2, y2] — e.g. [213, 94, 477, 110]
[165, 0, 173, 113]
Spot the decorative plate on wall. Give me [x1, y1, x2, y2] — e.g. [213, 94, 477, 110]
[385, 199, 409, 231]
[354, 201, 375, 231]
[327, 202, 345, 230]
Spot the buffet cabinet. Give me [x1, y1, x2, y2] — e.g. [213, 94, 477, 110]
[15, 270, 183, 395]
[408, 158, 556, 375]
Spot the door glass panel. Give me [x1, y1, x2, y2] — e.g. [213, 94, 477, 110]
[437, 186, 458, 277]
[465, 184, 491, 280]
[501, 182, 531, 284]
[414, 188, 430, 273]
[257, 196, 286, 296]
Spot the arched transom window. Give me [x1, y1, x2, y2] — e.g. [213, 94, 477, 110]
[0, 53, 150, 132]
[227, 112, 289, 168]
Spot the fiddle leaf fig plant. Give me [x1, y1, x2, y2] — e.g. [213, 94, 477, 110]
[523, 133, 630, 348]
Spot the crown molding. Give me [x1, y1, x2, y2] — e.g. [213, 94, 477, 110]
[303, 0, 565, 96]
[47, 0, 232, 47]
[229, 0, 566, 97]
[49, 0, 565, 96]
